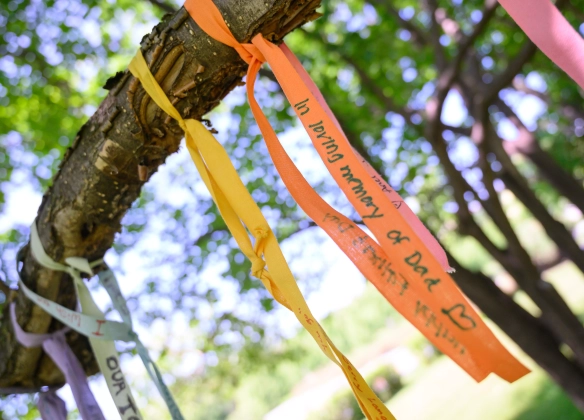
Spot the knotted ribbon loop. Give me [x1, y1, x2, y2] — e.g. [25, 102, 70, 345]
[11, 303, 69, 346]
[131, 50, 289, 310]
[185, 1, 265, 64]
[129, 43, 395, 418]
[184, 0, 529, 389]
[251, 225, 269, 277]
[130, 51, 272, 288]
[250, 257, 266, 278]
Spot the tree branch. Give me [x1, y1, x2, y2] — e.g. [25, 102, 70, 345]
[495, 97, 584, 215]
[426, 0, 499, 139]
[452, 0, 498, 75]
[0, 280, 10, 299]
[1, 0, 323, 388]
[465, 94, 584, 367]
[512, 78, 549, 102]
[423, 0, 447, 70]
[485, 0, 570, 101]
[430, 127, 523, 272]
[443, 124, 472, 136]
[487, 40, 537, 101]
[367, 0, 428, 47]
[479, 106, 584, 275]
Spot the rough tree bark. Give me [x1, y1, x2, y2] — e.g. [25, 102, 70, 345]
[0, 0, 321, 389]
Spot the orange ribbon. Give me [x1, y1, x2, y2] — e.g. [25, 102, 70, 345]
[185, 0, 529, 384]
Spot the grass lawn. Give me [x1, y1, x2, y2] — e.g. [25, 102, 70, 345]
[387, 356, 583, 420]
[386, 261, 584, 420]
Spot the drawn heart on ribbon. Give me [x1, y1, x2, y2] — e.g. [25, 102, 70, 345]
[441, 304, 477, 331]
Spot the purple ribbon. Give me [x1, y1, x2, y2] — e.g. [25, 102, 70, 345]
[9, 304, 106, 420]
[38, 390, 68, 419]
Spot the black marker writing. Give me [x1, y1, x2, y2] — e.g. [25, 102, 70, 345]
[339, 165, 384, 219]
[294, 98, 310, 116]
[323, 213, 355, 233]
[424, 278, 441, 292]
[441, 304, 477, 331]
[308, 120, 344, 163]
[405, 251, 429, 277]
[387, 230, 410, 245]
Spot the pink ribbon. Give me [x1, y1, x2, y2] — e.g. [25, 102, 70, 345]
[499, 0, 584, 89]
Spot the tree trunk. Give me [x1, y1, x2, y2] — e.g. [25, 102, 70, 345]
[486, 129, 584, 276]
[0, 0, 322, 389]
[496, 98, 584, 216]
[524, 143, 584, 215]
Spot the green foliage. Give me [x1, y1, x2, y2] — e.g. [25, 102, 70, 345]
[388, 356, 583, 420]
[0, 394, 39, 420]
[405, 333, 442, 365]
[227, 363, 304, 420]
[0, 0, 159, 188]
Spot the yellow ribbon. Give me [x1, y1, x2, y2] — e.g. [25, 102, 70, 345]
[129, 50, 395, 420]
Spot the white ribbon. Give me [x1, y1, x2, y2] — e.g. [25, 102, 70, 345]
[28, 222, 142, 420]
[26, 222, 185, 419]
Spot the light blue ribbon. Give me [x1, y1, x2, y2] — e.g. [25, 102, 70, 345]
[98, 270, 184, 420]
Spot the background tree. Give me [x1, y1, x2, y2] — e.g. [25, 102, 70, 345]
[297, 0, 584, 409]
[1, 0, 584, 416]
[281, 0, 584, 409]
